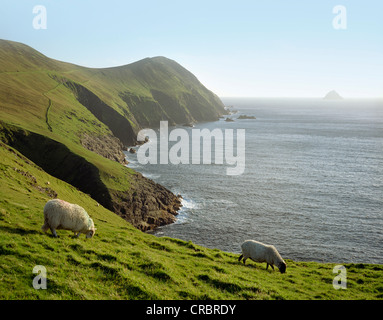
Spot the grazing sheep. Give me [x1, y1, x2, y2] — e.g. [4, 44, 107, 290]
[238, 240, 286, 273]
[41, 199, 96, 238]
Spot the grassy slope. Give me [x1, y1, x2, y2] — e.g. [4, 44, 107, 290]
[1, 143, 382, 300]
[0, 40, 225, 134]
[0, 45, 133, 192]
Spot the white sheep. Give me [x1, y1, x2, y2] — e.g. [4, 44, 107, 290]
[41, 199, 96, 238]
[238, 240, 286, 273]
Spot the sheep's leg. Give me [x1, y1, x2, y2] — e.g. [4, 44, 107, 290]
[270, 264, 275, 270]
[238, 254, 243, 262]
[75, 232, 81, 238]
[243, 257, 247, 265]
[50, 228, 58, 238]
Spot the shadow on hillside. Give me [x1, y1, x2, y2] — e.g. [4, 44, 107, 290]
[0, 225, 40, 236]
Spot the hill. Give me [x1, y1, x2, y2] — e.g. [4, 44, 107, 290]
[0, 39, 226, 230]
[0, 40, 225, 141]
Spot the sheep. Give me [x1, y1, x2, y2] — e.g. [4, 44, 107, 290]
[41, 199, 96, 238]
[238, 240, 286, 273]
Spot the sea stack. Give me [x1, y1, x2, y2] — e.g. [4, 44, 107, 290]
[324, 90, 343, 100]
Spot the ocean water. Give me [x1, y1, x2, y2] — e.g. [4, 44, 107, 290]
[124, 98, 383, 264]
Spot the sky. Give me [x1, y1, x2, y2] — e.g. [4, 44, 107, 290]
[1, 0, 383, 98]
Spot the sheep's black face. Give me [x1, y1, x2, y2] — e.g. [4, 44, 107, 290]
[279, 262, 287, 274]
[86, 230, 95, 238]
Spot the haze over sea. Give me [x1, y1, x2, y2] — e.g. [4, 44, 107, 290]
[125, 98, 383, 264]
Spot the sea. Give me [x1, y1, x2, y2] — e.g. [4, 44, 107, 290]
[124, 98, 383, 264]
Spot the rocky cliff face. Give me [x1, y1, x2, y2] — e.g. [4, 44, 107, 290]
[111, 174, 182, 231]
[80, 132, 127, 165]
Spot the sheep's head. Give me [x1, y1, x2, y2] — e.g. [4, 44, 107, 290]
[86, 228, 96, 238]
[278, 261, 287, 274]
[86, 218, 96, 238]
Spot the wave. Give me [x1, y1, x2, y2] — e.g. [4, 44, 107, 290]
[125, 162, 141, 170]
[170, 196, 200, 225]
[181, 197, 199, 210]
[141, 172, 161, 180]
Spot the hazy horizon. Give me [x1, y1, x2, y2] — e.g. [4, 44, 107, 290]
[2, 0, 382, 98]
[220, 96, 383, 99]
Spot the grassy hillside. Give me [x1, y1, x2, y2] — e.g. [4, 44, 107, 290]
[1, 142, 382, 300]
[0, 40, 225, 138]
[1, 39, 229, 230]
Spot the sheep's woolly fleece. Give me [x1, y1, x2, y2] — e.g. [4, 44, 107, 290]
[239, 240, 286, 273]
[42, 199, 95, 238]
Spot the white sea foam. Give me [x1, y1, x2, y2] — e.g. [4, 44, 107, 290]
[141, 172, 161, 180]
[181, 197, 199, 210]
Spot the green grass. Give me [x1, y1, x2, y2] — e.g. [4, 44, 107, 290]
[1, 143, 382, 300]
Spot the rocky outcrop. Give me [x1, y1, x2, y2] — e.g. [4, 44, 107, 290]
[111, 173, 182, 231]
[238, 115, 256, 119]
[80, 133, 127, 165]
